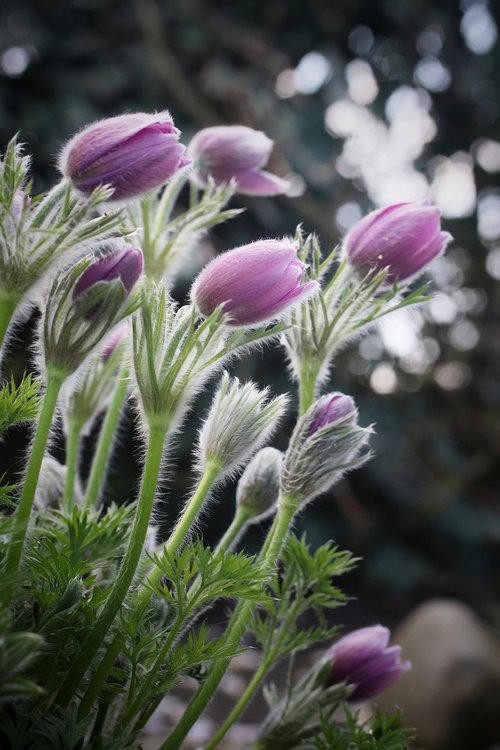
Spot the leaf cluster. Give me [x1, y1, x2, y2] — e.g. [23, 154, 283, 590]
[0, 374, 40, 434]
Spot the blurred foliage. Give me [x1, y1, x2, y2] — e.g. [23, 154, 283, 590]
[1, 0, 500, 625]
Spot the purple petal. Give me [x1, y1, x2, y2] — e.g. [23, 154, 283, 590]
[234, 169, 290, 196]
[189, 126, 273, 174]
[73, 247, 143, 298]
[233, 279, 318, 325]
[307, 393, 357, 436]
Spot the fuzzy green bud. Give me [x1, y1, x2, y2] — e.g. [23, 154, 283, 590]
[236, 446, 283, 521]
[197, 372, 288, 479]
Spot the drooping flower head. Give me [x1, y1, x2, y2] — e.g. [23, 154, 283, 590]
[59, 112, 189, 201]
[327, 625, 411, 701]
[343, 200, 452, 283]
[192, 239, 318, 326]
[188, 125, 289, 196]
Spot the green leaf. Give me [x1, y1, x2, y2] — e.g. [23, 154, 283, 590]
[0, 374, 40, 433]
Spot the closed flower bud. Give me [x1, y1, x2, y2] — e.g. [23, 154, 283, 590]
[236, 447, 283, 521]
[326, 625, 411, 701]
[281, 392, 372, 505]
[101, 321, 129, 362]
[73, 246, 143, 306]
[192, 239, 318, 326]
[343, 200, 452, 283]
[59, 112, 189, 201]
[188, 125, 289, 196]
[198, 372, 288, 478]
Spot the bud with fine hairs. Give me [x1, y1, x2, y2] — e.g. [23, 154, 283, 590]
[197, 373, 288, 480]
[188, 125, 289, 196]
[192, 238, 318, 327]
[343, 200, 452, 284]
[236, 447, 283, 522]
[281, 392, 372, 505]
[59, 111, 190, 201]
[42, 247, 142, 375]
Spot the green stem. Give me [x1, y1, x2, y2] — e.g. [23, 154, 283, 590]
[215, 506, 252, 553]
[56, 419, 168, 707]
[83, 366, 129, 509]
[3, 367, 65, 595]
[135, 460, 221, 610]
[298, 359, 320, 416]
[152, 167, 191, 238]
[158, 494, 298, 750]
[0, 289, 20, 352]
[62, 418, 82, 512]
[78, 632, 124, 720]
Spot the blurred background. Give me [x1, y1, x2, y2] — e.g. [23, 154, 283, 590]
[1, 0, 500, 744]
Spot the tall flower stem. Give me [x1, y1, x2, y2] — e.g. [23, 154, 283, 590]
[0, 289, 20, 352]
[57, 419, 168, 706]
[298, 358, 320, 416]
[135, 460, 221, 610]
[3, 366, 65, 595]
[215, 506, 253, 553]
[159, 494, 298, 750]
[62, 418, 83, 512]
[83, 366, 129, 509]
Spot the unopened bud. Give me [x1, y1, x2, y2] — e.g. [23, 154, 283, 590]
[236, 447, 283, 521]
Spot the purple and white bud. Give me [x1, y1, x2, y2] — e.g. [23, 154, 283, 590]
[192, 239, 318, 327]
[326, 626, 411, 701]
[73, 247, 143, 308]
[343, 200, 452, 283]
[236, 446, 283, 521]
[59, 112, 190, 201]
[188, 125, 289, 196]
[281, 392, 371, 505]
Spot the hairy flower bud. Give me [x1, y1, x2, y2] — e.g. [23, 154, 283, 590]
[198, 373, 287, 478]
[73, 246, 143, 306]
[188, 125, 289, 196]
[326, 626, 411, 701]
[59, 112, 189, 201]
[101, 321, 129, 362]
[192, 239, 318, 326]
[236, 446, 283, 521]
[343, 200, 452, 283]
[281, 393, 372, 505]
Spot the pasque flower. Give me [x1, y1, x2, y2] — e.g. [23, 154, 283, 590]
[327, 625, 411, 701]
[192, 239, 318, 326]
[73, 246, 143, 313]
[188, 125, 289, 196]
[343, 200, 452, 283]
[59, 112, 189, 201]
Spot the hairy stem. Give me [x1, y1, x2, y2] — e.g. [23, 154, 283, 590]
[57, 419, 168, 706]
[3, 367, 65, 596]
[158, 494, 298, 750]
[135, 459, 221, 610]
[298, 359, 320, 416]
[83, 366, 129, 509]
[214, 506, 253, 553]
[78, 632, 124, 720]
[62, 418, 82, 512]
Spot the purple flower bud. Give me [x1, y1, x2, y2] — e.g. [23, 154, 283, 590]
[192, 239, 318, 326]
[101, 321, 129, 362]
[188, 125, 289, 196]
[73, 247, 143, 302]
[343, 200, 452, 283]
[59, 112, 190, 201]
[306, 393, 357, 437]
[327, 625, 411, 701]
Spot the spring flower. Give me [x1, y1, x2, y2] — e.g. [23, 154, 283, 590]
[59, 112, 189, 201]
[281, 392, 372, 505]
[192, 239, 318, 326]
[188, 125, 289, 196]
[343, 200, 452, 283]
[236, 447, 283, 521]
[327, 626, 411, 701]
[73, 246, 143, 314]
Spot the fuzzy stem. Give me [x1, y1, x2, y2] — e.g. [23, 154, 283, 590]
[62, 418, 82, 512]
[215, 506, 253, 553]
[158, 494, 298, 750]
[298, 358, 320, 416]
[3, 367, 65, 595]
[56, 419, 168, 707]
[78, 632, 124, 720]
[0, 289, 20, 352]
[83, 366, 129, 509]
[135, 459, 221, 610]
